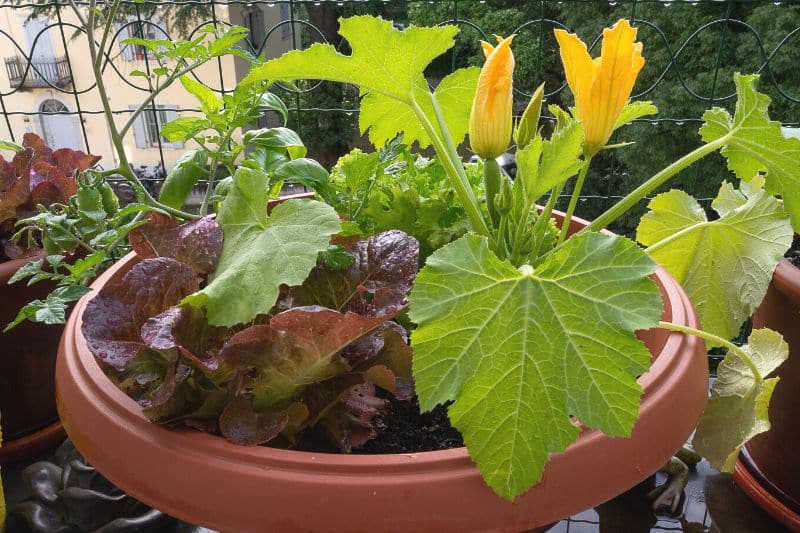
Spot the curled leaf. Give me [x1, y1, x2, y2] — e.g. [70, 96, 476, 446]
[227, 305, 402, 410]
[694, 328, 789, 471]
[81, 258, 199, 370]
[292, 230, 419, 315]
[141, 306, 228, 371]
[320, 382, 388, 452]
[219, 396, 289, 446]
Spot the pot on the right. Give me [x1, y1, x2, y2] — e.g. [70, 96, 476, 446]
[735, 258, 800, 531]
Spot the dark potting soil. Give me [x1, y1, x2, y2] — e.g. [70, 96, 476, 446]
[291, 391, 464, 454]
[786, 235, 800, 269]
[357, 393, 464, 454]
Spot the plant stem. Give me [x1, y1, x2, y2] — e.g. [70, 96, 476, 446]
[579, 135, 730, 235]
[416, 94, 489, 237]
[95, 0, 122, 69]
[72, 2, 199, 221]
[658, 321, 763, 385]
[521, 183, 565, 265]
[119, 60, 211, 139]
[200, 129, 235, 216]
[557, 158, 591, 245]
[106, 211, 145, 254]
[483, 158, 502, 229]
[495, 210, 509, 257]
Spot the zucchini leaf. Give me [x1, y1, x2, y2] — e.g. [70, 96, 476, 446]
[409, 231, 662, 500]
[182, 167, 341, 326]
[700, 73, 800, 232]
[694, 328, 788, 471]
[637, 182, 792, 342]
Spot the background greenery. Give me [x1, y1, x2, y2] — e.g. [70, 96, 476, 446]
[7, 1, 800, 234]
[291, 1, 800, 234]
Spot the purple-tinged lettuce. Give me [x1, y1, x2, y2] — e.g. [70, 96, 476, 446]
[0, 133, 100, 255]
[129, 213, 223, 275]
[292, 230, 418, 316]
[141, 306, 228, 371]
[85, 226, 420, 451]
[81, 258, 198, 370]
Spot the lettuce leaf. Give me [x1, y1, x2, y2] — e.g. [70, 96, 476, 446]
[81, 258, 199, 370]
[129, 213, 223, 275]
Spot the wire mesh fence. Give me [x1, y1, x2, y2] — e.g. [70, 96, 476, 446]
[0, 0, 798, 231]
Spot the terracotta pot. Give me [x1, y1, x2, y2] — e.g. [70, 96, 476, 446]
[56, 213, 708, 532]
[0, 252, 66, 463]
[735, 258, 800, 530]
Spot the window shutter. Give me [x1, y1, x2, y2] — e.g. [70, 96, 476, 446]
[166, 106, 183, 149]
[117, 23, 134, 61]
[129, 105, 148, 149]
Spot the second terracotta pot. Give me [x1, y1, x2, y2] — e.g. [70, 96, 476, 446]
[0, 252, 66, 463]
[735, 258, 800, 530]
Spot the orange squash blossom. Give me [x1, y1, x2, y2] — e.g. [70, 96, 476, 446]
[554, 20, 645, 156]
[469, 35, 515, 159]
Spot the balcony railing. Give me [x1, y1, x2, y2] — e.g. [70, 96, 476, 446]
[4, 55, 72, 89]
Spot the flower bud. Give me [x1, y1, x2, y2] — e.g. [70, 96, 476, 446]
[469, 35, 515, 159]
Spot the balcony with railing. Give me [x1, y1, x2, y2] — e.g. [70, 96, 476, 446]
[4, 55, 71, 89]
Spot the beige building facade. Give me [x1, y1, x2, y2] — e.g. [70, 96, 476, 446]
[0, 3, 295, 171]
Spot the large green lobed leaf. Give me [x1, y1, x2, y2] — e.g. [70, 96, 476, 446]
[182, 168, 341, 326]
[694, 328, 788, 471]
[360, 67, 479, 148]
[243, 16, 469, 149]
[243, 16, 458, 103]
[700, 73, 800, 232]
[409, 232, 662, 499]
[637, 182, 792, 342]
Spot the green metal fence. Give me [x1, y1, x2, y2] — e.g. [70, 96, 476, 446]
[0, 1, 798, 229]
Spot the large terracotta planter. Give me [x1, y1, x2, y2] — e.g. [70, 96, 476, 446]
[0, 252, 66, 464]
[56, 214, 708, 532]
[735, 258, 800, 531]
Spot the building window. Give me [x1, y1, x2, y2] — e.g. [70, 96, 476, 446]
[119, 19, 164, 61]
[280, 5, 292, 42]
[130, 104, 182, 149]
[144, 106, 169, 146]
[244, 8, 266, 56]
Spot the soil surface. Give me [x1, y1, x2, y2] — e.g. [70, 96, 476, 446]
[358, 393, 464, 454]
[786, 235, 800, 269]
[291, 391, 464, 454]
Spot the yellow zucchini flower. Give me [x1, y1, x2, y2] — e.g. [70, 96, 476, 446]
[469, 35, 515, 159]
[554, 20, 645, 155]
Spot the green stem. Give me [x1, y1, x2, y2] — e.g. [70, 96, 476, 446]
[119, 59, 211, 139]
[658, 321, 763, 385]
[580, 135, 730, 235]
[557, 159, 592, 245]
[200, 130, 235, 216]
[106, 211, 145, 253]
[416, 94, 489, 237]
[96, 0, 123, 69]
[495, 210, 509, 257]
[483, 158, 503, 229]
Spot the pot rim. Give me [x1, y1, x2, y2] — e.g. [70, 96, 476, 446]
[61, 231, 697, 476]
[773, 258, 800, 302]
